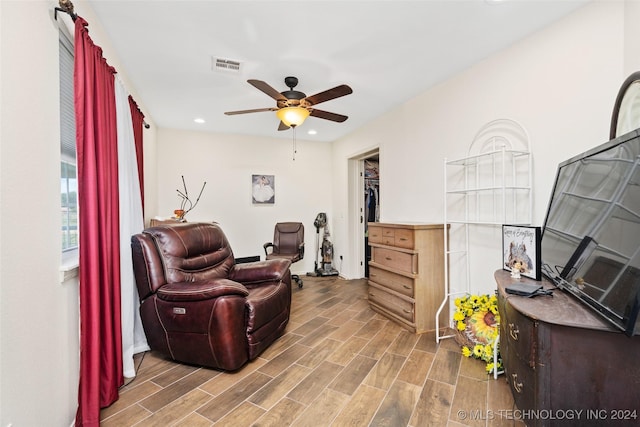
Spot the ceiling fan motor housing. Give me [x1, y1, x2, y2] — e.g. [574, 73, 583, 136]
[284, 76, 298, 88]
[281, 77, 306, 105]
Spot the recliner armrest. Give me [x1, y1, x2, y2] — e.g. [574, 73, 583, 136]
[157, 278, 249, 302]
[229, 259, 292, 285]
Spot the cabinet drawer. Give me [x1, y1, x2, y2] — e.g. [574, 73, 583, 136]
[368, 266, 415, 297]
[371, 247, 417, 274]
[503, 301, 538, 366]
[368, 225, 383, 244]
[394, 228, 415, 249]
[368, 283, 414, 323]
[504, 345, 536, 412]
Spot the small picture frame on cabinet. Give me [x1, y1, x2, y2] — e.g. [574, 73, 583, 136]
[502, 225, 541, 280]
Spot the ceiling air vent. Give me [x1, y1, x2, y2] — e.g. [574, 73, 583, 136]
[213, 57, 241, 73]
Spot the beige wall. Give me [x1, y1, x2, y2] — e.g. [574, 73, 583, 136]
[1, 0, 638, 425]
[624, 0, 640, 74]
[1, 2, 79, 425]
[331, 0, 626, 287]
[155, 128, 333, 275]
[0, 1, 155, 425]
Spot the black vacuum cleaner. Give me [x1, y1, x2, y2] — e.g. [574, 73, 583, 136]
[307, 212, 339, 277]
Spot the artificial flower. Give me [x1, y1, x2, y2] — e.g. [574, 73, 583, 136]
[453, 293, 503, 374]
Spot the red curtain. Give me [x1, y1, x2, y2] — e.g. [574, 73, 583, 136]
[74, 17, 123, 427]
[128, 95, 145, 210]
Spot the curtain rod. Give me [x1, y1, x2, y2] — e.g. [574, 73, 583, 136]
[55, 0, 150, 130]
[55, 0, 77, 21]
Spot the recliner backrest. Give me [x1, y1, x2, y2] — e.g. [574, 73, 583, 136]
[132, 223, 236, 300]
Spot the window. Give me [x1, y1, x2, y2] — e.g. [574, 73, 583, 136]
[60, 28, 78, 254]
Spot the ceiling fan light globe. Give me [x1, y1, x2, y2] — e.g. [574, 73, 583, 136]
[276, 107, 310, 127]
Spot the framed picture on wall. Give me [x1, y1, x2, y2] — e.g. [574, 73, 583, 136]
[502, 225, 541, 280]
[252, 174, 275, 204]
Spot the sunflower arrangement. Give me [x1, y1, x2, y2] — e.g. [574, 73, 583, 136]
[453, 293, 502, 374]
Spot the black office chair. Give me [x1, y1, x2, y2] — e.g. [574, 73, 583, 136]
[264, 222, 304, 288]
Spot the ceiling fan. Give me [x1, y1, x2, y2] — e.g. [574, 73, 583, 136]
[224, 76, 353, 130]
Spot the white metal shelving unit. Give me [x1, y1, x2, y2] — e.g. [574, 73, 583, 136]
[436, 119, 532, 345]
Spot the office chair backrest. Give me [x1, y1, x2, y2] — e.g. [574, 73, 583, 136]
[273, 222, 304, 256]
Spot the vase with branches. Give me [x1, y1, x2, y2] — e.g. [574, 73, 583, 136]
[175, 176, 206, 220]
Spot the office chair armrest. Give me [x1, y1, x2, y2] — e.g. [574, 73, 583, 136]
[298, 242, 305, 258]
[263, 242, 274, 256]
[230, 259, 292, 285]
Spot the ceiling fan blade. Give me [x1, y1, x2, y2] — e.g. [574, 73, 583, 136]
[224, 107, 277, 115]
[248, 79, 287, 101]
[310, 109, 348, 122]
[278, 121, 290, 131]
[304, 84, 353, 106]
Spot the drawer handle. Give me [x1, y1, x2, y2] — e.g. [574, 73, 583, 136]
[511, 373, 523, 393]
[403, 309, 412, 314]
[385, 256, 393, 261]
[403, 285, 411, 289]
[509, 323, 519, 341]
[399, 237, 408, 241]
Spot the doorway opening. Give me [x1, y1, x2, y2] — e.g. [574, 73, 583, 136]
[347, 148, 379, 279]
[363, 155, 379, 277]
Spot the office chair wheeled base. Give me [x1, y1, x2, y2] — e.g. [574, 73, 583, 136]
[292, 274, 303, 288]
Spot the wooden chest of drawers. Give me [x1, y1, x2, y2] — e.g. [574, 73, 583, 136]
[367, 223, 447, 333]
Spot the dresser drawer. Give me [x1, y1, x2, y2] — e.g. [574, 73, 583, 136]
[371, 247, 417, 274]
[368, 225, 383, 244]
[369, 225, 416, 249]
[394, 228, 415, 249]
[381, 227, 395, 245]
[368, 266, 415, 297]
[368, 283, 414, 323]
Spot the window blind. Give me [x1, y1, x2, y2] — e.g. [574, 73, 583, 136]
[59, 30, 75, 163]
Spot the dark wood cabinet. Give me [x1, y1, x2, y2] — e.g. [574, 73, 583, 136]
[496, 270, 640, 426]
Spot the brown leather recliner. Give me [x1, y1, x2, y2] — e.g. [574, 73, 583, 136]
[131, 222, 292, 371]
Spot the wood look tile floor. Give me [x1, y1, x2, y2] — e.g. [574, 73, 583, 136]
[101, 276, 523, 427]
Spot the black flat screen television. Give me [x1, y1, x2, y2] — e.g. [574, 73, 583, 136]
[541, 128, 640, 335]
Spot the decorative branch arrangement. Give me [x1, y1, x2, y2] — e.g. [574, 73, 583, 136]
[175, 176, 206, 220]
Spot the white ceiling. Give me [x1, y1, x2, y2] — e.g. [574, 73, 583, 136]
[87, 0, 590, 142]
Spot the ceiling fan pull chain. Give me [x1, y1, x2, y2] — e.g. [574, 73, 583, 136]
[292, 127, 297, 161]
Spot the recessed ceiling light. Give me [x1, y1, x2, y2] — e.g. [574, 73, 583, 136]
[307, 129, 317, 135]
[194, 118, 206, 124]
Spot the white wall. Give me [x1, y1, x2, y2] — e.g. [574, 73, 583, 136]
[331, 1, 626, 290]
[156, 128, 333, 275]
[1, 0, 637, 425]
[1, 2, 79, 425]
[624, 0, 640, 75]
[0, 1, 155, 425]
